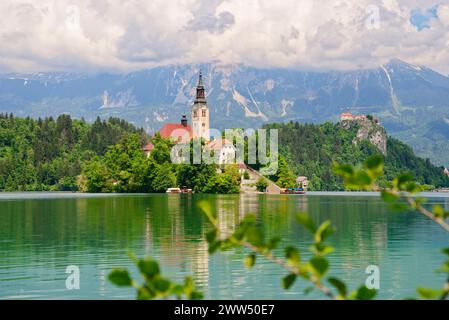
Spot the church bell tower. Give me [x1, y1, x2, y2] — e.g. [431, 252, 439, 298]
[191, 71, 210, 140]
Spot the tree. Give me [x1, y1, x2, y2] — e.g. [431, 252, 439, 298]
[80, 158, 111, 193]
[275, 156, 296, 188]
[151, 164, 177, 193]
[150, 133, 173, 164]
[255, 177, 269, 192]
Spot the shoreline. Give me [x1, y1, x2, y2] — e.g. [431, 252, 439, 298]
[1, 190, 449, 200]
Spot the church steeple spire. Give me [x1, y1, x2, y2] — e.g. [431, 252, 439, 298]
[195, 70, 206, 103]
[198, 70, 204, 86]
[191, 70, 209, 141]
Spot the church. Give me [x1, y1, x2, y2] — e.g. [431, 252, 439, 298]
[143, 72, 236, 165]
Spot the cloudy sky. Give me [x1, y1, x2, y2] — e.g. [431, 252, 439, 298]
[1, 0, 448, 74]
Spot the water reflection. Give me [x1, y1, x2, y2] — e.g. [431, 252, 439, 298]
[0, 193, 448, 299]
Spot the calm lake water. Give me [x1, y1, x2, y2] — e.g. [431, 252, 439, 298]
[0, 192, 448, 300]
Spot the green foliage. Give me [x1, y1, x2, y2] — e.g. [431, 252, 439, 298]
[263, 122, 449, 191]
[109, 255, 203, 300]
[282, 274, 297, 290]
[270, 156, 296, 188]
[255, 177, 269, 192]
[351, 286, 377, 300]
[0, 114, 144, 191]
[333, 155, 383, 190]
[109, 269, 132, 286]
[243, 170, 250, 180]
[151, 164, 177, 193]
[201, 165, 240, 194]
[244, 254, 256, 268]
[1, 114, 241, 194]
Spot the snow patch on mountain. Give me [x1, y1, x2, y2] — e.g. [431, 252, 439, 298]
[232, 87, 259, 118]
[280, 99, 293, 117]
[380, 65, 401, 114]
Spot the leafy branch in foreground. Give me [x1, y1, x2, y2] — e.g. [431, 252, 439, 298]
[109, 253, 203, 300]
[334, 155, 449, 299]
[109, 155, 448, 300]
[199, 201, 376, 300]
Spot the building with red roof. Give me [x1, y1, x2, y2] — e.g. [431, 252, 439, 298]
[340, 112, 367, 121]
[159, 115, 191, 142]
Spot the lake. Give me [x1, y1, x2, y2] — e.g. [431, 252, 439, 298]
[0, 192, 448, 300]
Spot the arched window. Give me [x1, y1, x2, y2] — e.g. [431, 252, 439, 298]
[202, 109, 206, 117]
[193, 110, 197, 118]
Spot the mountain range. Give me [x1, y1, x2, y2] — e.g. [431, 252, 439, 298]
[0, 59, 448, 166]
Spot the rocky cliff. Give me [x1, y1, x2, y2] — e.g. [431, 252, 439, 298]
[341, 118, 388, 155]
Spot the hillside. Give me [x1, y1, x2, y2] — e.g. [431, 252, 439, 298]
[1, 114, 448, 192]
[0, 113, 146, 191]
[264, 120, 449, 191]
[1, 59, 448, 166]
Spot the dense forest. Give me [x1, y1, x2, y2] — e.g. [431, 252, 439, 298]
[264, 121, 449, 191]
[0, 113, 147, 191]
[0, 113, 240, 193]
[1, 114, 448, 193]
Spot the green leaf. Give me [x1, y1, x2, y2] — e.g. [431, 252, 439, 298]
[381, 190, 399, 203]
[282, 273, 297, 290]
[333, 164, 354, 176]
[394, 172, 414, 189]
[285, 246, 300, 266]
[296, 213, 317, 233]
[314, 220, 334, 243]
[154, 278, 171, 292]
[442, 248, 449, 256]
[267, 237, 281, 250]
[208, 240, 222, 254]
[170, 284, 185, 297]
[303, 286, 314, 295]
[108, 268, 132, 286]
[310, 256, 329, 278]
[311, 243, 334, 256]
[245, 226, 264, 246]
[365, 155, 383, 171]
[414, 197, 427, 207]
[328, 277, 347, 297]
[404, 181, 420, 193]
[365, 155, 384, 179]
[244, 254, 256, 268]
[353, 171, 373, 187]
[433, 205, 445, 218]
[189, 291, 204, 300]
[206, 230, 217, 243]
[198, 201, 216, 225]
[417, 287, 441, 300]
[138, 258, 160, 278]
[137, 286, 154, 300]
[184, 276, 194, 293]
[355, 286, 377, 300]
[436, 261, 449, 274]
[241, 214, 257, 225]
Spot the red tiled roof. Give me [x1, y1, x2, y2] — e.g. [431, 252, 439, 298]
[159, 123, 191, 141]
[143, 142, 154, 151]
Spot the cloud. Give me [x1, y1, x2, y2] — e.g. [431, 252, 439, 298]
[0, 0, 448, 74]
